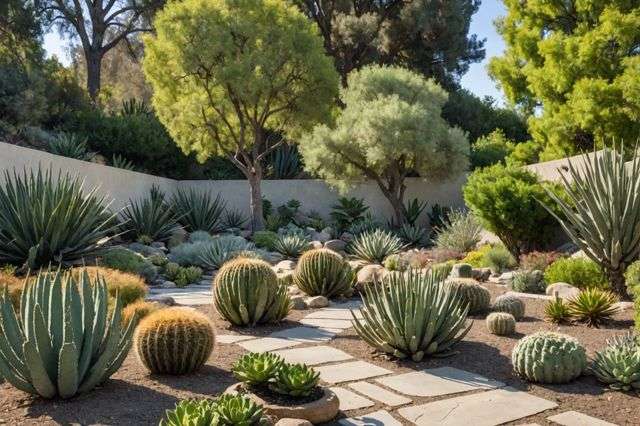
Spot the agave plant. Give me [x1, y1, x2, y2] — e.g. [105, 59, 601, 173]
[272, 234, 311, 258]
[591, 333, 640, 392]
[120, 98, 151, 116]
[347, 213, 384, 236]
[352, 269, 471, 361]
[348, 229, 406, 263]
[542, 146, 640, 299]
[110, 154, 137, 171]
[214, 394, 266, 425]
[223, 209, 248, 229]
[270, 363, 320, 397]
[404, 198, 427, 226]
[48, 132, 95, 161]
[330, 197, 369, 231]
[0, 168, 119, 269]
[567, 288, 619, 327]
[396, 224, 427, 247]
[266, 143, 302, 179]
[0, 268, 136, 398]
[171, 188, 226, 233]
[433, 210, 482, 253]
[544, 296, 571, 324]
[199, 236, 256, 269]
[232, 352, 284, 385]
[160, 399, 219, 426]
[120, 186, 182, 243]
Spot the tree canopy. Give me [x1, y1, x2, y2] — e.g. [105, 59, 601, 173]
[299, 65, 469, 223]
[489, 0, 640, 160]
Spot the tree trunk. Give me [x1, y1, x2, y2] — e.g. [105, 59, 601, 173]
[377, 180, 408, 226]
[85, 50, 103, 102]
[247, 170, 265, 232]
[608, 268, 631, 301]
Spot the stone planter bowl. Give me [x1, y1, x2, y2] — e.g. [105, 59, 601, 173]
[225, 383, 339, 424]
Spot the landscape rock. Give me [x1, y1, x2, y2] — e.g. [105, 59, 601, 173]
[357, 264, 385, 285]
[275, 260, 297, 273]
[472, 268, 492, 282]
[168, 228, 188, 248]
[310, 240, 324, 250]
[324, 239, 347, 252]
[128, 242, 164, 257]
[275, 419, 312, 426]
[291, 296, 307, 310]
[263, 252, 285, 264]
[571, 250, 588, 259]
[498, 271, 515, 282]
[240, 230, 252, 239]
[149, 296, 176, 306]
[305, 295, 329, 309]
[348, 259, 369, 271]
[288, 285, 302, 296]
[546, 282, 580, 299]
[150, 241, 166, 250]
[450, 263, 473, 279]
[340, 232, 355, 242]
[311, 231, 331, 243]
[160, 281, 176, 289]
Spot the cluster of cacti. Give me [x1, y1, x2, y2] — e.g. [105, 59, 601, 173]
[353, 269, 471, 361]
[591, 333, 640, 392]
[270, 363, 320, 397]
[135, 307, 215, 374]
[161, 394, 266, 426]
[214, 258, 291, 326]
[445, 278, 491, 314]
[232, 352, 284, 385]
[348, 229, 406, 263]
[293, 249, 354, 298]
[486, 312, 516, 336]
[0, 268, 135, 398]
[492, 294, 525, 320]
[512, 331, 587, 384]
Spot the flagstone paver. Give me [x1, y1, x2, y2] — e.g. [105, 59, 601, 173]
[316, 361, 393, 384]
[348, 382, 412, 407]
[304, 309, 362, 320]
[398, 387, 557, 426]
[299, 318, 355, 329]
[270, 326, 337, 343]
[271, 346, 353, 365]
[376, 367, 503, 397]
[548, 411, 618, 426]
[238, 337, 302, 352]
[338, 410, 403, 426]
[331, 387, 375, 411]
[216, 334, 256, 344]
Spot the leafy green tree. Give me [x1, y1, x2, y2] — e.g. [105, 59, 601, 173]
[300, 65, 469, 224]
[470, 129, 515, 169]
[293, 0, 485, 88]
[143, 0, 339, 231]
[489, 0, 640, 160]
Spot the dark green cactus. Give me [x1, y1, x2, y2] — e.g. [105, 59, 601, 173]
[135, 307, 215, 374]
[293, 248, 354, 298]
[0, 268, 135, 398]
[492, 294, 525, 320]
[213, 258, 291, 326]
[486, 312, 516, 336]
[512, 331, 587, 384]
[446, 278, 491, 314]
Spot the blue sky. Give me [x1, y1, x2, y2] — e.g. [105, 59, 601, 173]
[43, 0, 507, 103]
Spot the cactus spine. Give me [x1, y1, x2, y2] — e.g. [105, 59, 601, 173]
[492, 294, 525, 320]
[214, 258, 291, 326]
[446, 278, 491, 314]
[135, 307, 215, 374]
[293, 248, 354, 298]
[512, 331, 587, 384]
[486, 312, 516, 335]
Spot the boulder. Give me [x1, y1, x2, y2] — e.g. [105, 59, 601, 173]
[545, 282, 580, 299]
[147, 296, 176, 306]
[571, 250, 588, 259]
[275, 260, 296, 273]
[310, 231, 331, 243]
[310, 240, 324, 250]
[160, 281, 176, 289]
[290, 296, 307, 310]
[472, 267, 492, 282]
[263, 252, 285, 264]
[324, 239, 347, 252]
[450, 263, 473, 279]
[357, 264, 385, 285]
[305, 295, 329, 308]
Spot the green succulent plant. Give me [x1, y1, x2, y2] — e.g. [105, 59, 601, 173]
[120, 185, 182, 243]
[492, 294, 525, 320]
[511, 270, 545, 294]
[353, 269, 471, 361]
[486, 312, 516, 336]
[567, 288, 619, 327]
[200, 236, 256, 269]
[214, 394, 266, 425]
[48, 132, 95, 160]
[0, 268, 136, 398]
[223, 209, 249, 229]
[592, 333, 640, 392]
[171, 188, 227, 233]
[445, 278, 491, 314]
[348, 229, 406, 263]
[293, 248, 354, 298]
[396, 224, 427, 247]
[330, 197, 369, 232]
[272, 234, 311, 258]
[232, 352, 285, 385]
[160, 399, 219, 426]
[544, 296, 571, 324]
[269, 363, 320, 397]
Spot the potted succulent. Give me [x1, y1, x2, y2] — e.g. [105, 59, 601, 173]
[225, 352, 339, 424]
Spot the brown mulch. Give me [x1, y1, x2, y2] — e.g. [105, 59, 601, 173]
[1, 284, 638, 425]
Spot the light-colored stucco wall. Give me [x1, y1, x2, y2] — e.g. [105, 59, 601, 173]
[525, 151, 602, 182]
[0, 142, 467, 221]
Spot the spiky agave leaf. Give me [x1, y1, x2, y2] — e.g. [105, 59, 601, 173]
[348, 229, 406, 263]
[567, 288, 619, 327]
[272, 234, 311, 258]
[171, 188, 226, 233]
[120, 185, 182, 242]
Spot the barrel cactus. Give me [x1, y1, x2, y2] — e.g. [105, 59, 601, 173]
[135, 307, 215, 374]
[512, 331, 587, 384]
[213, 258, 291, 326]
[492, 294, 525, 320]
[293, 248, 354, 298]
[0, 268, 135, 398]
[486, 312, 516, 336]
[352, 269, 471, 361]
[445, 278, 491, 314]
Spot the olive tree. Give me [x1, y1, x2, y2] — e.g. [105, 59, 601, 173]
[143, 0, 339, 231]
[299, 65, 469, 224]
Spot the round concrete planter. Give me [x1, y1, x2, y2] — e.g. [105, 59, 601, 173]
[225, 383, 339, 424]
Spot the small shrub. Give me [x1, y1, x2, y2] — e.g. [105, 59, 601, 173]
[74, 266, 147, 307]
[383, 254, 409, 271]
[396, 224, 427, 247]
[252, 231, 279, 250]
[511, 270, 545, 294]
[330, 197, 369, 232]
[567, 288, 618, 327]
[544, 296, 571, 324]
[48, 132, 94, 160]
[484, 245, 516, 273]
[544, 258, 607, 289]
[168, 241, 213, 267]
[348, 229, 405, 264]
[347, 213, 383, 236]
[232, 352, 284, 385]
[0, 267, 23, 308]
[101, 247, 158, 283]
[625, 260, 640, 298]
[461, 244, 492, 267]
[223, 209, 248, 229]
[272, 234, 311, 258]
[519, 251, 565, 272]
[270, 363, 320, 397]
[189, 230, 215, 243]
[433, 210, 482, 253]
[164, 263, 202, 287]
[592, 333, 640, 392]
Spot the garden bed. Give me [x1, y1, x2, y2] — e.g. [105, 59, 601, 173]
[0, 283, 638, 425]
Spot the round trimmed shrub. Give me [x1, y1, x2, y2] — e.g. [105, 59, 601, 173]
[135, 307, 215, 374]
[213, 257, 291, 326]
[446, 278, 491, 314]
[512, 331, 587, 384]
[486, 312, 516, 336]
[543, 257, 606, 289]
[492, 294, 525, 320]
[293, 248, 354, 298]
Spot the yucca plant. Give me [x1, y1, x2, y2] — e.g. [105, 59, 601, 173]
[232, 352, 285, 385]
[330, 197, 369, 232]
[404, 198, 427, 226]
[160, 399, 219, 426]
[272, 234, 311, 258]
[120, 186, 181, 243]
[214, 394, 266, 425]
[0, 168, 119, 269]
[544, 296, 571, 324]
[592, 333, 640, 392]
[352, 269, 471, 361]
[543, 146, 640, 300]
[396, 224, 428, 247]
[223, 209, 248, 229]
[567, 288, 619, 327]
[270, 363, 320, 397]
[200, 236, 256, 269]
[110, 154, 137, 171]
[348, 229, 406, 263]
[433, 210, 482, 253]
[0, 268, 136, 398]
[171, 188, 226, 233]
[48, 132, 95, 161]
